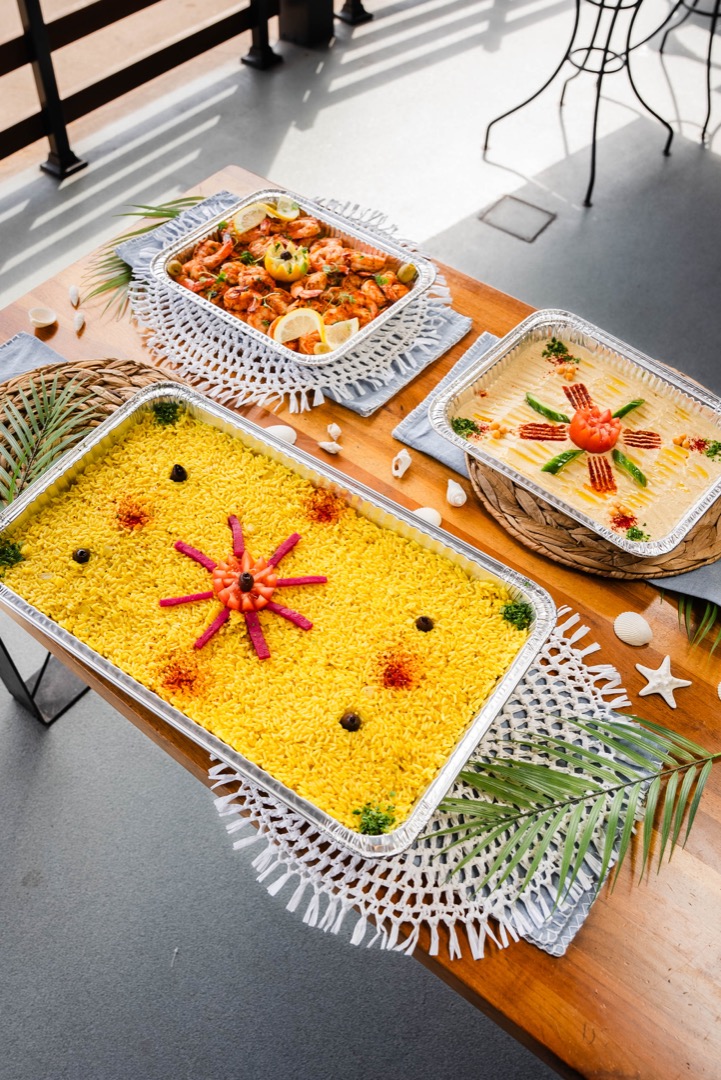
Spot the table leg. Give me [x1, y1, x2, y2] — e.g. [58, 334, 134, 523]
[0, 636, 89, 726]
[242, 0, 283, 69]
[336, 1, 374, 26]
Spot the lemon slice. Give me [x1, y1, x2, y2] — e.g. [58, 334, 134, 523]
[271, 308, 326, 345]
[313, 343, 334, 355]
[268, 195, 301, 222]
[397, 262, 418, 285]
[324, 317, 360, 349]
[232, 202, 270, 236]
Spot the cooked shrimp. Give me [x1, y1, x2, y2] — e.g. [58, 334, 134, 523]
[181, 257, 215, 282]
[308, 238, 347, 273]
[359, 278, 386, 306]
[376, 271, 409, 302]
[203, 231, 235, 269]
[221, 261, 255, 285]
[193, 238, 222, 261]
[224, 287, 263, 314]
[285, 216, 324, 239]
[248, 237, 275, 260]
[246, 307, 274, 333]
[298, 332, 322, 354]
[324, 289, 378, 327]
[290, 271, 328, 299]
[261, 291, 292, 316]
[347, 250, 387, 273]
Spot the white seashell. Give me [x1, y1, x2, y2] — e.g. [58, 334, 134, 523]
[318, 440, 342, 454]
[73, 312, 85, 334]
[717, 680, 721, 702]
[327, 422, 342, 441]
[28, 306, 57, 328]
[391, 449, 412, 478]
[446, 479, 467, 507]
[413, 506, 442, 527]
[68, 285, 80, 307]
[265, 424, 297, 445]
[613, 611, 653, 647]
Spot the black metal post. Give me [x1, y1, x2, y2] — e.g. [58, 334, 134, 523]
[242, 0, 283, 69]
[279, 0, 334, 45]
[336, 0, 373, 26]
[0, 637, 89, 726]
[15, 0, 87, 179]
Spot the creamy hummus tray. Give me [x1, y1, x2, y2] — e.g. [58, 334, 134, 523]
[0, 384, 553, 858]
[430, 310, 721, 557]
[150, 188, 437, 367]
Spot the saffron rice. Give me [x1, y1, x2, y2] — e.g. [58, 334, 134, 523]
[3, 413, 528, 831]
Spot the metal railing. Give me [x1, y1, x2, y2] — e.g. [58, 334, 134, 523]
[1, 0, 283, 178]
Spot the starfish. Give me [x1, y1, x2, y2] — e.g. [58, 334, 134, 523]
[159, 514, 327, 660]
[635, 655, 691, 709]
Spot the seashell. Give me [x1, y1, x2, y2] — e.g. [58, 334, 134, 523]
[446, 479, 467, 507]
[327, 422, 342, 441]
[717, 680, 721, 702]
[28, 306, 57, 328]
[68, 285, 80, 308]
[413, 506, 442, 527]
[391, 449, 412, 478]
[613, 611, 653, 647]
[73, 312, 85, 334]
[265, 424, 297, 445]
[318, 440, 342, 454]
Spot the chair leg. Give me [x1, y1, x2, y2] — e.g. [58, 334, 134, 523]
[584, 0, 625, 207]
[701, 0, 720, 143]
[660, 0, 697, 54]
[484, 0, 581, 150]
[626, 0, 674, 155]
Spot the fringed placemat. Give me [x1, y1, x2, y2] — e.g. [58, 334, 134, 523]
[209, 608, 632, 961]
[122, 192, 470, 414]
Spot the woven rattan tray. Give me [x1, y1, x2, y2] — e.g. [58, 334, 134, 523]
[467, 455, 721, 579]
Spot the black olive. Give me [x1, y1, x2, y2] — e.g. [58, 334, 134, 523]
[340, 711, 362, 732]
[72, 548, 91, 564]
[170, 464, 187, 483]
[415, 616, 434, 632]
[239, 572, 255, 592]
[279, 250, 292, 261]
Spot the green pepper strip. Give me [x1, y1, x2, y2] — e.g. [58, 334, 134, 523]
[612, 449, 647, 487]
[612, 398, 645, 419]
[541, 449, 585, 475]
[525, 393, 570, 424]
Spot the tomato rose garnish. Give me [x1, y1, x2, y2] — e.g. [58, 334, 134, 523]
[568, 406, 621, 454]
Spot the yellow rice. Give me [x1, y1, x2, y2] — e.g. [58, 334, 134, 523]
[3, 413, 528, 831]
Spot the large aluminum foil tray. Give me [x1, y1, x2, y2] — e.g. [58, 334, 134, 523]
[149, 188, 437, 368]
[430, 309, 721, 558]
[0, 384, 554, 858]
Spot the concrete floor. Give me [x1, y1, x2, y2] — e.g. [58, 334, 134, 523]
[1, 1, 720, 1077]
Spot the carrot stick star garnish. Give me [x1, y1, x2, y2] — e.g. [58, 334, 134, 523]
[159, 514, 327, 659]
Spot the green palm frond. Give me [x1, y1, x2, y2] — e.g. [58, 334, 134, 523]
[0, 374, 102, 505]
[82, 196, 204, 318]
[673, 592, 721, 652]
[435, 715, 719, 905]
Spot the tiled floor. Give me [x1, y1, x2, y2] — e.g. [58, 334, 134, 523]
[1, 3, 720, 1078]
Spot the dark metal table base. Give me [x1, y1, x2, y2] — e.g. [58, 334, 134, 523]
[0, 637, 89, 726]
[484, 0, 674, 207]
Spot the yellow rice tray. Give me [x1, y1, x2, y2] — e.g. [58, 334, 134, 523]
[0, 384, 554, 857]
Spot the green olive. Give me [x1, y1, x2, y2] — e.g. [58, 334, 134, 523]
[167, 259, 184, 277]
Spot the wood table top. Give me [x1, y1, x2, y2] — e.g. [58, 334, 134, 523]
[1, 165, 719, 1080]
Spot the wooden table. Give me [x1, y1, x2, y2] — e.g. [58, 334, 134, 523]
[1, 165, 720, 1080]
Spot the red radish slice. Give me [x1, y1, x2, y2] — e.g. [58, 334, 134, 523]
[228, 514, 245, 556]
[268, 532, 301, 566]
[265, 600, 312, 630]
[175, 541, 216, 572]
[193, 607, 230, 649]
[244, 610, 270, 659]
[159, 591, 214, 607]
[275, 576, 327, 586]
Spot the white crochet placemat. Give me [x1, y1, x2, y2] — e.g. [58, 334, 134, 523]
[123, 193, 469, 414]
[208, 608, 633, 961]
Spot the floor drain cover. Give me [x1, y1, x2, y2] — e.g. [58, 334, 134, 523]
[479, 195, 555, 242]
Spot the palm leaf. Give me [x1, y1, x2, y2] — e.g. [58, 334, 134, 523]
[670, 588, 721, 649]
[434, 715, 720, 906]
[0, 374, 102, 505]
[81, 196, 204, 317]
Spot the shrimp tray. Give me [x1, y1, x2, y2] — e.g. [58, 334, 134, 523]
[149, 189, 437, 367]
